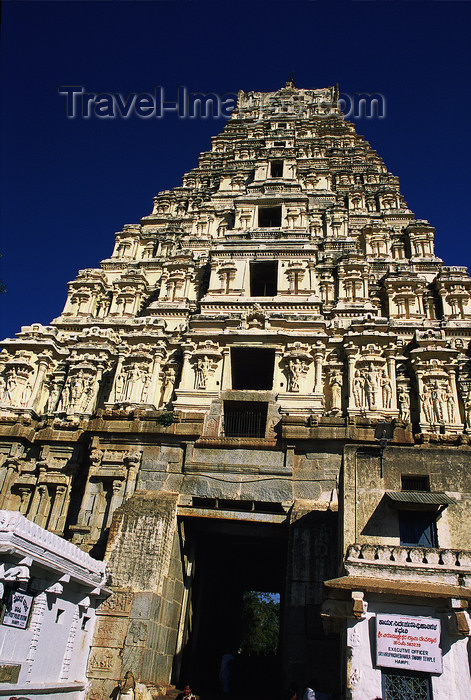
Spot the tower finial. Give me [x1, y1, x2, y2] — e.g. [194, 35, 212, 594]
[285, 73, 295, 89]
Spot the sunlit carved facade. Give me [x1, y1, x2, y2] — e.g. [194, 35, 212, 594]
[1, 82, 471, 699]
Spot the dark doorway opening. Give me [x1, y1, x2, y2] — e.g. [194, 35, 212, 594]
[258, 206, 282, 228]
[270, 161, 283, 178]
[250, 261, 278, 296]
[177, 519, 287, 700]
[231, 347, 275, 390]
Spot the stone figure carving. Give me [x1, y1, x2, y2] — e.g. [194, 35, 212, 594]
[161, 366, 176, 406]
[352, 363, 393, 411]
[113, 369, 124, 402]
[4, 373, 17, 406]
[123, 366, 140, 402]
[458, 378, 471, 430]
[0, 374, 5, 402]
[420, 383, 433, 423]
[420, 379, 453, 424]
[431, 381, 444, 423]
[19, 380, 32, 408]
[47, 380, 62, 413]
[380, 370, 392, 409]
[329, 370, 343, 412]
[79, 375, 95, 413]
[353, 370, 364, 408]
[287, 358, 304, 392]
[69, 371, 84, 412]
[140, 372, 151, 402]
[397, 385, 410, 422]
[195, 356, 212, 390]
[364, 366, 379, 409]
[464, 393, 471, 431]
[444, 384, 455, 423]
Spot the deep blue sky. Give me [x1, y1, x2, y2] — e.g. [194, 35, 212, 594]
[1, 1, 470, 341]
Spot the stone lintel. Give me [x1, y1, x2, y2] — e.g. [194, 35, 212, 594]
[324, 574, 471, 600]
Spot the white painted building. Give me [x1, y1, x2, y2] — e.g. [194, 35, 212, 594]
[0, 510, 108, 699]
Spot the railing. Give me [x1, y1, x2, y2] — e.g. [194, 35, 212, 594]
[346, 542, 471, 571]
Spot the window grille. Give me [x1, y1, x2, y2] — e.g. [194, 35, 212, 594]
[382, 670, 432, 700]
[401, 475, 430, 491]
[224, 402, 267, 438]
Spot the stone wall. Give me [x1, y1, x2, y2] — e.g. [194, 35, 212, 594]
[87, 491, 184, 699]
[283, 501, 340, 692]
[342, 444, 471, 553]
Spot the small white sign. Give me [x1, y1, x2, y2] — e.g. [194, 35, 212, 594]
[2, 590, 33, 629]
[376, 613, 442, 674]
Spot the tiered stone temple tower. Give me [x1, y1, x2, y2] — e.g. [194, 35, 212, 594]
[1, 82, 471, 700]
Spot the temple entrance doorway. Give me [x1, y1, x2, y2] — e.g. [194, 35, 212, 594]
[176, 517, 288, 700]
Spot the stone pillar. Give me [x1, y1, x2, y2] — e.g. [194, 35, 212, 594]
[104, 480, 124, 530]
[313, 348, 324, 394]
[385, 350, 398, 411]
[346, 349, 357, 411]
[180, 348, 194, 391]
[415, 370, 426, 423]
[124, 455, 140, 500]
[147, 350, 166, 408]
[76, 471, 98, 527]
[447, 365, 462, 428]
[0, 460, 18, 509]
[111, 355, 125, 403]
[220, 348, 231, 390]
[30, 354, 51, 412]
[48, 484, 68, 534]
[273, 350, 284, 392]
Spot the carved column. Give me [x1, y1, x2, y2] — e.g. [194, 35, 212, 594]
[147, 348, 166, 408]
[88, 362, 105, 413]
[18, 486, 32, 515]
[30, 485, 48, 527]
[104, 479, 124, 530]
[415, 370, 426, 423]
[346, 348, 357, 411]
[0, 460, 18, 509]
[25, 591, 48, 678]
[180, 348, 194, 391]
[273, 350, 284, 392]
[447, 364, 462, 427]
[313, 348, 325, 394]
[385, 350, 398, 411]
[48, 484, 69, 534]
[124, 455, 140, 500]
[221, 348, 231, 390]
[30, 354, 51, 412]
[111, 354, 125, 403]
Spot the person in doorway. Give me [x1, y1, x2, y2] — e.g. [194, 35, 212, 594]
[176, 683, 197, 700]
[302, 679, 332, 700]
[219, 650, 235, 696]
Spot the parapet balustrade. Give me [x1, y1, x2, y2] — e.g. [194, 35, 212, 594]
[345, 542, 471, 582]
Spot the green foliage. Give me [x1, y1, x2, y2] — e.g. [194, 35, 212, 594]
[239, 591, 280, 656]
[156, 411, 176, 427]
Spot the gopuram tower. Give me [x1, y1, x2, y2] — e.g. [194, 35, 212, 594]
[1, 83, 471, 700]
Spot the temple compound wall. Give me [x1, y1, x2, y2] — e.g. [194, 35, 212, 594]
[1, 82, 471, 699]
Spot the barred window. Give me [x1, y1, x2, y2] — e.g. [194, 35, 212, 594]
[382, 670, 432, 699]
